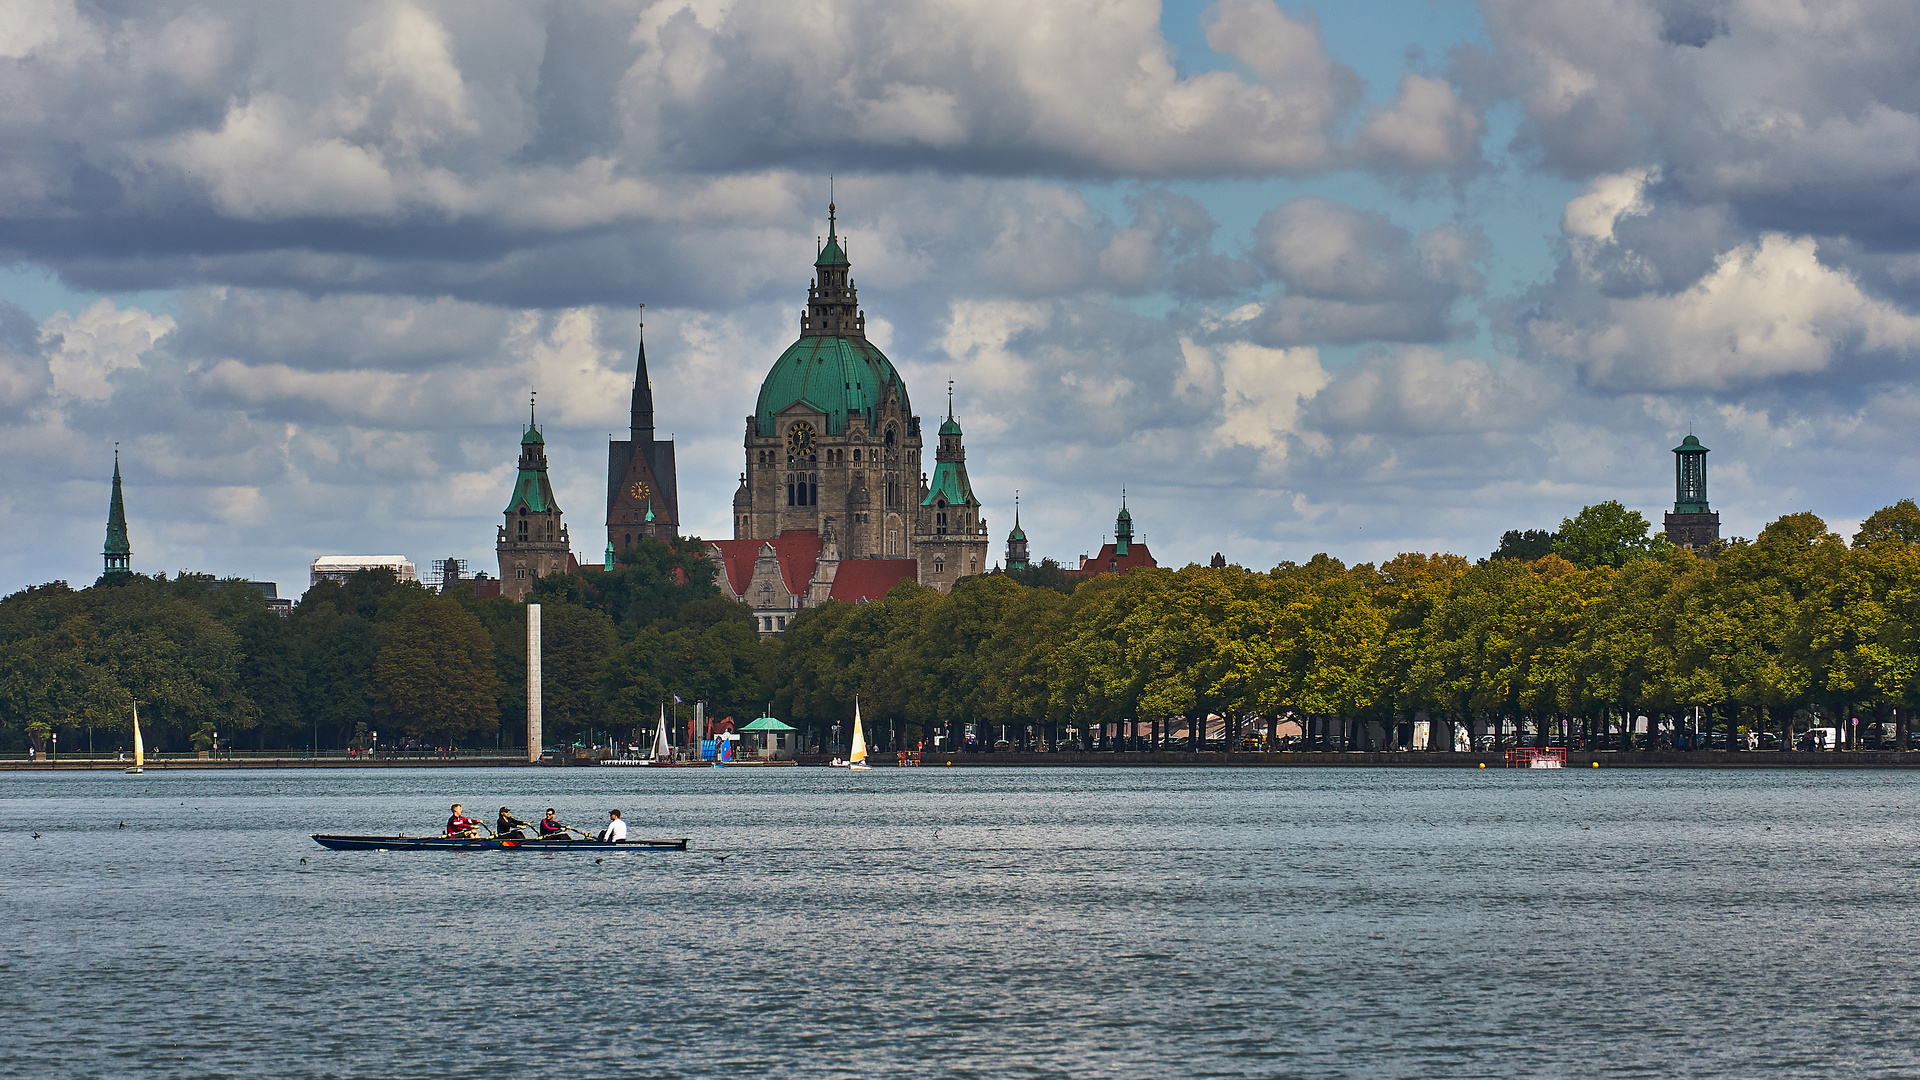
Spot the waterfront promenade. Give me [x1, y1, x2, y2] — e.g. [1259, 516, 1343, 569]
[9, 749, 1920, 769]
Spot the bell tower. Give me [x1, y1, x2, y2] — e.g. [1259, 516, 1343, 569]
[607, 316, 679, 555]
[499, 394, 572, 601]
[1663, 434, 1720, 549]
[911, 384, 989, 592]
[103, 445, 131, 578]
[1005, 491, 1029, 571]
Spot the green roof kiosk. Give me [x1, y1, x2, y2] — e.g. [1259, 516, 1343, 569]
[739, 715, 798, 760]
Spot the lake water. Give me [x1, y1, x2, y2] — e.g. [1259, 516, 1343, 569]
[4, 765, 1918, 1079]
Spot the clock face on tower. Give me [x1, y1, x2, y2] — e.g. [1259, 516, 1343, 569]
[628, 481, 651, 501]
[786, 422, 817, 458]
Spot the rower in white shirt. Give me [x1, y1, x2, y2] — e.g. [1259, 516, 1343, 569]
[598, 809, 627, 843]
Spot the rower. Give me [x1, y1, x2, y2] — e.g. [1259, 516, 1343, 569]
[598, 809, 627, 843]
[445, 804, 482, 838]
[538, 809, 567, 838]
[496, 807, 532, 840]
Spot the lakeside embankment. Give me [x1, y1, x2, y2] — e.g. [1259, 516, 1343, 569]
[10, 750, 1920, 770]
[921, 750, 1920, 768]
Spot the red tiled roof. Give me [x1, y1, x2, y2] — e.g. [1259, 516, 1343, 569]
[829, 559, 920, 603]
[708, 530, 823, 598]
[1065, 543, 1158, 579]
[708, 539, 762, 596]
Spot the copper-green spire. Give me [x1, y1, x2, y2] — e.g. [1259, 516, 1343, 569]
[104, 445, 131, 574]
[816, 189, 849, 268]
[1115, 489, 1132, 556]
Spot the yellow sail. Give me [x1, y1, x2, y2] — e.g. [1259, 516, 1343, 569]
[131, 701, 144, 768]
[849, 701, 867, 764]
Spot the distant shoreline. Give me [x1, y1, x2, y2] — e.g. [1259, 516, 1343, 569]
[8, 750, 1920, 771]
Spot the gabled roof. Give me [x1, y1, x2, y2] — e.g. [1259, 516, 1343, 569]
[709, 531, 823, 598]
[829, 559, 920, 603]
[1065, 543, 1158, 579]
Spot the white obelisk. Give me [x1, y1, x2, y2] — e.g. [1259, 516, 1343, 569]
[526, 602, 542, 764]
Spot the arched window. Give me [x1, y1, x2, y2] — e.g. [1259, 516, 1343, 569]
[852, 449, 860, 462]
[934, 557, 945, 575]
[809, 474, 818, 505]
[885, 425, 896, 448]
[517, 519, 528, 541]
[787, 478, 795, 506]
[624, 533, 631, 549]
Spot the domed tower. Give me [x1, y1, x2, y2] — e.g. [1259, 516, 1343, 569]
[739, 200, 923, 559]
[911, 387, 990, 592]
[498, 396, 572, 602]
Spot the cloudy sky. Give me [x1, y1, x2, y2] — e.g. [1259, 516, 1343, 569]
[6, 0, 1920, 593]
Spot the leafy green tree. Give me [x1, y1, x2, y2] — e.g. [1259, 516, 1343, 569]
[1553, 501, 1673, 569]
[1490, 529, 1557, 562]
[369, 596, 504, 744]
[1854, 499, 1920, 548]
[538, 601, 617, 733]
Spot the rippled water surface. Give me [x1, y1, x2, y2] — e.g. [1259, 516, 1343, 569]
[5, 766, 1919, 1079]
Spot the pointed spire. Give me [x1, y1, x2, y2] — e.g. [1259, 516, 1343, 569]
[947, 378, 954, 420]
[1014, 490, 1021, 529]
[529, 388, 537, 429]
[104, 444, 131, 575]
[631, 306, 655, 442]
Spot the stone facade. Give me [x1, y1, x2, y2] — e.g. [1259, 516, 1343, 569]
[725, 203, 988, 614]
[497, 410, 572, 601]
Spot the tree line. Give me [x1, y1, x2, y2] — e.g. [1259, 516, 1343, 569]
[6, 500, 1920, 755]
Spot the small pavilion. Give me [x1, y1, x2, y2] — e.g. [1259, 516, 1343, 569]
[740, 715, 798, 760]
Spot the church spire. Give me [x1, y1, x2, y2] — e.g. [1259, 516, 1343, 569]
[103, 445, 130, 576]
[1115, 489, 1133, 556]
[630, 307, 654, 443]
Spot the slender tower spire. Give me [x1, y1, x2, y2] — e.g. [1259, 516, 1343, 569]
[630, 305, 654, 443]
[104, 445, 131, 575]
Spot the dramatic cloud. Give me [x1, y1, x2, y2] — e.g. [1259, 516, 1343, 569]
[1246, 198, 1486, 345]
[1472, 0, 1920, 242]
[11, 0, 1920, 592]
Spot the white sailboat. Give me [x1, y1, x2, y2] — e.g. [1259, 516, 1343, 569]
[124, 699, 145, 774]
[647, 705, 671, 764]
[848, 699, 872, 771]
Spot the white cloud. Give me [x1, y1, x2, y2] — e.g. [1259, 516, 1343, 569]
[1532, 233, 1920, 390]
[1178, 338, 1328, 468]
[41, 300, 174, 401]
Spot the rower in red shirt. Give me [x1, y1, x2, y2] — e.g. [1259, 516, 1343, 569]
[445, 803, 482, 838]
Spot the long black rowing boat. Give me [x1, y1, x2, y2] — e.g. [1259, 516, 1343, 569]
[312, 834, 688, 852]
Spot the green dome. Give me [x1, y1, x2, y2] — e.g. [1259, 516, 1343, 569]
[1008, 525, 1026, 542]
[939, 416, 962, 436]
[755, 335, 910, 436]
[521, 426, 543, 445]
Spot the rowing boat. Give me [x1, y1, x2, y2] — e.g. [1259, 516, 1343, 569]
[311, 834, 688, 852]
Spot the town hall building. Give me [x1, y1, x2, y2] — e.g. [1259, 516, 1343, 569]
[708, 203, 991, 632]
